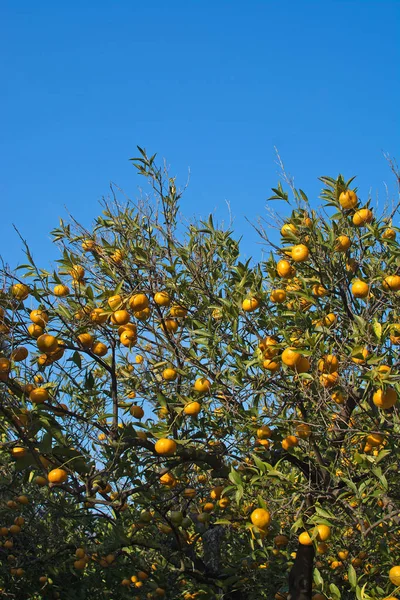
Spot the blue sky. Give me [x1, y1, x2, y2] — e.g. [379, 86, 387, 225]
[1, 1, 399, 267]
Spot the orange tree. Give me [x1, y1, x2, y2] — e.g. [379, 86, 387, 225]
[0, 149, 400, 600]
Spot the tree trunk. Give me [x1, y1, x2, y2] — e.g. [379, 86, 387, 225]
[287, 544, 315, 600]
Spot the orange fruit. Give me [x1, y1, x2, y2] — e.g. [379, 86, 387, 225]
[314, 524, 331, 541]
[11, 347, 28, 362]
[110, 310, 130, 326]
[281, 348, 302, 368]
[129, 293, 149, 312]
[312, 283, 328, 297]
[382, 228, 396, 240]
[270, 289, 286, 303]
[134, 307, 151, 320]
[291, 244, 309, 262]
[169, 304, 188, 318]
[331, 391, 345, 404]
[319, 372, 339, 389]
[383, 275, 400, 291]
[90, 308, 108, 324]
[81, 239, 96, 251]
[70, 265, 85, 281]
[48, 468, 68, 484]
[154, 291, 171, 306]
[353, 208, 373, 227]
[262, 359, 280, 373]
[130, 405, 144, 419]
[295, 356, 310, 373]
[346, 258, 358, 273]
[318, 354, 339, 373]
[37, 334, 58, 353]
[210, 486, 224, 500]
[298, 531, 313, 545]
[296, 423, 311, 438]
[183, 488, 196, 499]
[389, 566, 400, 586]
[159, 472, 176, 486]
[339, 190, 358, 209]
[154, 438, 177, 456]
[282, 435, 298, 450]
[53, 284, 70, 297]
[373, 387, 397, 409]
[183, 401, 201, 416]
[250, 508, 271, 529]
[30, 309, 49, 327]
[242, 297, 259, 312]
[120, 330, 137, 348]
[366, 433, 384, 447]
[351, 347, 369, 364]
[91, 342, 108, 356]
[77, 333, 94, 348]
[259, 337, 279, 358]
[194, 377, 211, 393]
[257, 426, 271, 439]
[34, 476, 47, 486]
[335, 235, 351, 252]
[281, 223, 298, 237]
[11, 283, 30, 300]
[28, 324, 44, 338]
[11, 447, 26, 459]
[0, 357, 10, 372]
[351, 280, 369, 298]
[161, 318, 179, 333]
[162, 368, 177, 381]
[276, 260, 295, 278]
[108, 294, 123, 310]
[29, 387, 49, 404]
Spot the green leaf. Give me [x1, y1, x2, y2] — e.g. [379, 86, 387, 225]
[348, 564, 357, 588]
[372, 319, 382, 341]
[329, 582, 341, 599]
[313, 568, 323, 587]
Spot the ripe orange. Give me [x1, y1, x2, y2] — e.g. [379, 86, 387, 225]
[270, 289, 286, 303]
[70, 265, 85, 281]
[291, 244, 309, 262]
[130, 405, 144, 419]
[295, 356, 310, 373]
[28, 324, 44, 338]
[298, 531, 313, 545]
[373, 387, 397, 409]
[262, 359, 280, 373]
[0, 357, 10, 372]
[194, 377, 211, 393]
[282, 435, 298, 450]
[339, 190, 358, 209]
[383, 275, 400, 291]
[351, 280, 369, 298]
[11, 447, 26, 459]
[161, 318, 179, 333]
[296, 423, 311, 438]
[34, 476, 48, 486]
[183, 488, 196, 498]
[276, 260, 295, 278]
[274, 534, 289, 547]
[382, 227, 396, 240]
[81, 239, 96, 251]
[120, 330, 137, 348]
[318, 355, 339, 373]
[37, 334, 58, 353]
[159, 472, 176, 486]
[319, 372, 339, 389]
[162, 368, 177, 381]
[242, 297, 259, 312]
[335, 235, 351, 252]
[250, 508, 271, 529]
[91, 342, 108, 356]
[259, 336, 279, 358]
[346, 258, 358, 273]
[366, 433, 384, 447]
[331, 391, 345, 404]
[281, 348, 302, 368]
[314, 524, 331, 541]
[389, 566, 400, 586]
[351, 347, 369, 364]
[48, 468, 68, 484]
[53, 284, 70, 297]
[107, 295, 123, 310]
[77, 333, 94, 348]
[312, 283, 328, 297]
[281, 223, 298, 237]
[11, 283, 30, 300]
[90, 308, 108, 324]
[183, 401, 201, 416]
[134, 307, 152, 320]
[154, 438, 177, 456]
[169, 304, 188, 318]
[29, 387, 49, 404]
[353, 208, 373, 227]
[110, 310, 130, 326]
[154, 291, 171, 306]
[129, 293, 149, 312]
[30, 309, 49, 327]
[210, 486, 224, 500]
[11, 347, 28, 362]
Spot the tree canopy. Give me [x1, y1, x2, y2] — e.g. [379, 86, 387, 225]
[0, 149, 400, 600]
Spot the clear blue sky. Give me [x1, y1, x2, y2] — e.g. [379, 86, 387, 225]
[1, 1, 399, 267]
